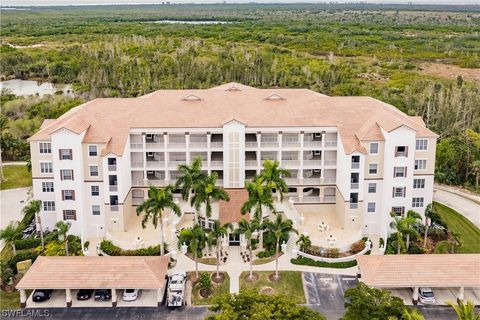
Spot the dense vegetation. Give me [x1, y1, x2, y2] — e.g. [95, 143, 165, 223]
[0, 4, 479, 189]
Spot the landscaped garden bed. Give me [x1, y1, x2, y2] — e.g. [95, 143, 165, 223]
[191, 272, 230, 305]
[239, 271, 305, 303]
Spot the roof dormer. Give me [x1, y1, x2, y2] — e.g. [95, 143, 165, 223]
[264, 93, 285, 101]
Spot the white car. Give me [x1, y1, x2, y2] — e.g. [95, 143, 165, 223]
[418, 287, 436, 304]
[123, 289, 140, 301]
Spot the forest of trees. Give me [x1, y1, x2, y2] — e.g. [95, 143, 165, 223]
[0, 4, 479, 189]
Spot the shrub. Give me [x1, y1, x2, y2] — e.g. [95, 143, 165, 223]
[43, 242, 66, 256]
[14, 238, 41, 250]
[198, 272, 212, 294]
[99, 240, 165, 256]
[407, 244, 425, 254]
[291, 257, 357, 268]
[83, 241, 90, 251]
[379, 237, 385, 247]
[257, 248, 276, 258]
[350, 240, 366, 254]
[99, 240, 122, 256]
[325, 248, 340, 258]
[8, 251, 39, 273]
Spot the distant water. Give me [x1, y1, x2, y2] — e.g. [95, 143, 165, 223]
[150, 20, 232, 24]
[0, 79, 73, 97]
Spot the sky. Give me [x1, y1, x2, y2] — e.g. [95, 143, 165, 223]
[2, 0, 479, 6]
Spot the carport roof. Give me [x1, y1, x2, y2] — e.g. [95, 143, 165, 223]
[357, 254, 480, 288]
[16, 256, 169, 290]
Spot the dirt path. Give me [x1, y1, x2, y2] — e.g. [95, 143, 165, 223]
[420, 63, 480, 82]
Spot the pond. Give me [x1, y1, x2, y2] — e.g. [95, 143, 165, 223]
[149, 20, 233, 25]
[0, 79, 73, 97]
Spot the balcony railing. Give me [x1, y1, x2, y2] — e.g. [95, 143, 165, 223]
[245, 141, 258, 148]
[189, 141, 208, 148]
[109, 185, 118, 192]
[132, 197, 144, 205]
[351, 162, 360, 169]
[325, 141, 337, 147]
[110, 205, 119, 211]
[149, 179, 167, 187]
[324, 177, 336, 184]
[282, 140, 299, 146]
[303, 178, 320, 184]
[350, 203, 358, 209]
[108, 165, 117, 171]
[167, 143, 186, 149]
[323, 195, 336, 202]
[281, 160, 300, 166]
[303, 196, 321, 203]
[132, 179, 144, 186]
[216, 179, 223, 186]
[303, 140, 322, 147]
[303, 160, 322, 166]
[210, 142, 224, 148]
[210, 161, 223, 167]
[130, 142, 143, 149]
[146, 161, 165, 168]
[324, 159, 337, 166]
[350, 182, 359, 189]
[146, 143, 163, 149]
[245, 160, 258, 167]
[131, 161, 143, 168]
[260, 141, 279, 148]
[284, 178, 299, 184]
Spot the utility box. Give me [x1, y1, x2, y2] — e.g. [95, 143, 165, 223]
[16, 260, 32, 275]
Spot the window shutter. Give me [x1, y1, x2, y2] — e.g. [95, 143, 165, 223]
[62, 210, 66, 220]
[392, 188, 395, 197]
[405, 167, 408, 177]
[72, 171, 74, 181]
[393, 168, 396, 178]
[59, 150, 62, 160]
[73, 210, 77, 221]
[72, 190, 76, 200]
[61, 190, 65, 200]
[60, 171, 64, 180]
[405, 146, 409, 157]
[403, 187, 406, 197]
[70, 149, 73, 160]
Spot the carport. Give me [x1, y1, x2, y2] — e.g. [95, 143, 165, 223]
[357, 254, 480, 305]
[16, 256, 169, 308]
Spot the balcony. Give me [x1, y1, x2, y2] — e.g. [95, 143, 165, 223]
[131, 161, 143, 168]
[351, 162, 360, 169]
[130, 142, 143, 149]
[216, 179, 223, 186]
[325, 141, 337, 147]
[303, 140, 322, 147]
[109, 185, 118, 192]
[148, 180, 167, 187]
[324, 177, 336, 184]
[303, 160, 322, 166]
[303, 178, 320, 185]
[260, 141, 279, 148]
[167, 143, 186, 149]
[132, 197, 144, 205]
[132, 179, 144, 186]
[210, 142, 223, 149]
[324, 159, 337, 166]
[146, 161, 165, 168]
[245, 160, 258, 168]
[110, 205, 119, 211]
[350, 203, 358, 209]
[323, 195, 336, 202]
[282, 138, 299, 147]
[108, 165, 117, 171]
[284, 178, 299, 184]
[350, 182, 359, 189]
[210, 161, 223, 168]
[245, 141, 258, 148]
[189, 141, 208, 148]
[146, 142, 163, 149]
[303, 196, 321, 203]
[282, 160, 300, 166]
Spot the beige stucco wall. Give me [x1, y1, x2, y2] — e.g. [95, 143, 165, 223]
[82, 143, 105, 181]
[362, 141, 385, 179]
[30, 140, 54, 178]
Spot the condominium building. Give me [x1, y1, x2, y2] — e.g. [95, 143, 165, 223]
[28, 83, 437, 247]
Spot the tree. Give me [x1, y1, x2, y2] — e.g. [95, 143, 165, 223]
[0, 222, 19, 256]
[389, 213, 420, 254]
[22, 200, 44, 251]
[241, 178, 276, 249]
[191, 172, 230, 221]
[236, 218, 260, 281]
[136, 185, 181, 256]
[404, 210, 421, 251]
[176, 157, 206, 223]
[447, 300, 480, 320]
[448, 230, 462, 253]
[342, 283, 409, 320]
[296, 234, 312, 252]
[423, 203, 433, 247]
[256, 160, 290, 202]
[401, 308, 425, 320]
[206, 220, 232, 280]
[264, 214, 296, 280]
[55, 220, 71, 256]
[207, 290, 326, 320]
[178, 223, 206, 278]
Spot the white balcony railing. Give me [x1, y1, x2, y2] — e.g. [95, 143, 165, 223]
[350, 182, 359, 189]
[146, 161, 165, 168]
[323, 195, 336, 202]
[109, 185, 118, 192]
[149, 179, 167, 187]
[303, 160, 322, 166]
[350, 203, 358, 209]
[245, 160, 258, 167]
[324, 159, 337, 166]
[351, 162, 360, 169]
[131, 161, 143, 168]
[324, 177, 336, 184]
[167, 143, 186, 149]
[303, 140, 322, 147]
[260, 141, 279, 148]
[284, 178, 299, 184]
[130, 142, 143, 149]
[282, 140, 299, 146]
[303, 178, 320, 184]
[210, 161, 223, 167]
[216, 179, 223, 186]
[110, 205, 119, 211]
[282, 160, 300, 166]
[108, 165, 117, 171]
[189, 142, 208, 148]
[245, 141, 258, 148]
[210, 142, 223, 148]
[303, 196, 321, 203]
[146, 143, 163, 149]
[132, 179, 144, 186]
[132, 197, 144, 205]
[325, 141, 337, 147]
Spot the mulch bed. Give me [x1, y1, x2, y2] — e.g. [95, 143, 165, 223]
[259, 286, 274, 295]
[199, 288, 212, 298]
[244, 272, 259, 282]
[211, 272, 226, 284]
[268, 273, 281, 282]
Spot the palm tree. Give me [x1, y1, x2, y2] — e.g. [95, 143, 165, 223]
[136, 185, 181, 256]
[191, 172, 230, 221]
[241, 178, 276, 249]
[206, 220, 232, 280]
[256, 160, 290, 202]
[179, 224, 206, 279]
[236, 218, 260, 281]
[423, 203, 434, 247]
[296, 234, 311, 252]
[404, 210, 421, 251]
[176, 157, 206, 223]
[401, 308, 425, 320]
[448, 230, 462, 253]
[264, 214, 296, 280]
[390, 213, 420, 254]
[55, 221, 71, 256]
[22, 200, 44, 251]
[0, 222, 19, 256]
[447, 300, 480, 320]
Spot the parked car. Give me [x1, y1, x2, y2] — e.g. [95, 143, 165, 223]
[94, 289, 112, 301]
[76, 289, 94, 300]
[32, 289, 53, 302]
[418, 287, 436, 304]
[123, 289, 141, 301]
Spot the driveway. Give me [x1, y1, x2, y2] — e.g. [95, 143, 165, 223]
[433, 186, 480, 228]
[0, 187, 31, 249]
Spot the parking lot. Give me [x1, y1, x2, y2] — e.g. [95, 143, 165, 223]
[389, 288, 480, 306]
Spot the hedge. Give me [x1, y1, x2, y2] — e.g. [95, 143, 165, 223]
[290, 256, 357, 268]
[14, 238, 41, 250]
[99, 240, 167, 256]
[8, 252, 40, 273]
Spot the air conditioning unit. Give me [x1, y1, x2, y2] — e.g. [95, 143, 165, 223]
[146, 134, 154, 140]
[313, 169, 321, 173]
[147, 170, 155, 175]
[146, 152, 154, 157]
[313, 150, 321, 156]
[314, 132, 322, 138]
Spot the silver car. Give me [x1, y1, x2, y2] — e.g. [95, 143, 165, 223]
[418, 287, 436, 304]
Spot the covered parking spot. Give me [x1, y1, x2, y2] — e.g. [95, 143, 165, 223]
[16, 256, 169, 308]
[357, 254, 480, 305]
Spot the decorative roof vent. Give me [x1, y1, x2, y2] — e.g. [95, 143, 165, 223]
[264, 93, 285, 101]
[182, 94, 203, 101]
[226, 83, 241, 92]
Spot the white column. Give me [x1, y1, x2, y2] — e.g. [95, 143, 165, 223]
[412, 287, 419, 305]
[321, 131, 326, 148]
[157, 288, 164, 307]
[256, 132, 261, 170]
[142, 133, 147, 182]
[300, 132, 304, 182]
[185, 133, 190, 163]
[164, 133, 169, 181]
[207, 133, 212, 174]
[278, 132, 282, 164]
[20, 289, 27, 308]
[458, 286, 465, 303]
[66, 288, 72, 307]
[112, 289, 117, 307]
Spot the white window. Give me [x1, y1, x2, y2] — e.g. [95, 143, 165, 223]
[39, 142, 51, 154]
[416, 139, 428, 151]
[92, 205, 101, 215]
[393, 187, 406, 198]
[89, 165, 99, 177]
[392, 206, 405, 216]
[62, 190, 75, 200]
[367, 202, 376, 213]
[369, 142, 379, 154]
[394, 166, 407, 177]
[415, 159, 427, 170]
[413, 178, 425, 189]
[412, 197, 424, 208]
[43, 201, 55, 211]
[59, 149, 72, 160]
[368, 183, 377, 193]
[42, 182, 54, 192]
[63, 210, 76, 220]
[40, 162, 53, 173]
[91, 185, 100, 196]
[60, 169, 74, 180]
[369, 163, 378, 174]
[88, 145, 98, 157]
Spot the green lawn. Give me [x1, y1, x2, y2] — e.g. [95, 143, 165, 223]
[0, 165, 32, 190]
[433, 201, 480, 253]
[239, 271, 305, 303]
[0, 290, 20, 310]
[191, 272, 230, 305]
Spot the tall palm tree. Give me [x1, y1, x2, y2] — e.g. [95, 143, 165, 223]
[256, 160, 290, 202]
[236, 218, 260, 281]
[404, 210, 421, 250]
[390, 213, 419, 254]
[0, 222, 19, 256]
[191, 172, 230, 221]
[296, 234, 312, 252]
[22, 200, 44, 250]
[206, 220, 232, 280]
[241, 178, 276, 249]
[178, 223, 206, 279]
[264, 214, 296, 280]
[401, 308, 426, 320]
[55, 220, 71, 256]
[136, 185, 181, 256]
[447, 300, 480, 320]
[176, 157, 206, 223]
[423, 203, 434, 247]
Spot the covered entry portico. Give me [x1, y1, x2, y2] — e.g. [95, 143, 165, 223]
[16, 256, 169, 308]
[357, 254, 480, 305]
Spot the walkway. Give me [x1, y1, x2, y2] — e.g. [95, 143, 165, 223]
[434, 184, 480, 228]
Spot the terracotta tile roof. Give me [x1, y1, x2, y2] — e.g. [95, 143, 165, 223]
[357, 254, 480, 288]
[28, 82, 438, 156]
[219, 189, 250, 225]
[16, 256, 169, 290]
